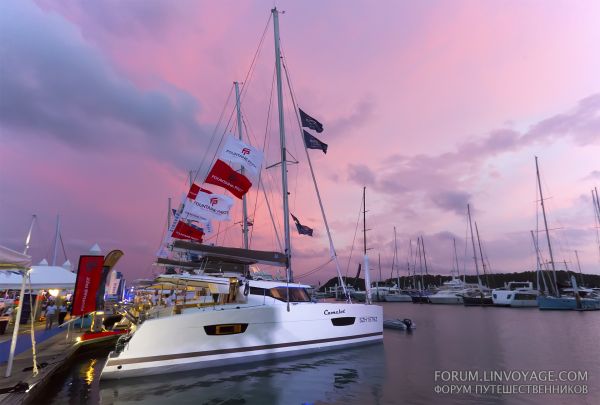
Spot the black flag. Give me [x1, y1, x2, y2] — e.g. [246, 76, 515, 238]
[291, 213, 313, 236]
[303, 130, 328, 154]
[299, 108, 324, 133]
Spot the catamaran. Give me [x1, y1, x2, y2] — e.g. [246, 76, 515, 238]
[101, 8, 382, 380]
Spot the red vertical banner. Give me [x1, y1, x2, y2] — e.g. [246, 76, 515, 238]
[72, 255, 104, 316]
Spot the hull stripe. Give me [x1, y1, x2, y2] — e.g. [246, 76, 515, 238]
[106, 331, 383, 367]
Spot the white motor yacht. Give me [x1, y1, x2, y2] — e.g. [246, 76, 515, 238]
[492, 281, 539, 307]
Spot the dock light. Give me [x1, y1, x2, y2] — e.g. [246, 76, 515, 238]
[48, 289, 60, 297]
[76, 337, 82, 343]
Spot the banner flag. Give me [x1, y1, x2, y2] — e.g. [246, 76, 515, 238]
[291, 213, 314, 236]
[303, 130, 328, 154]
[299, 108, 324, 133]
[187, 183, 212, 200]
[205, 159, 252, 199]
[219, 135, 264, 178]
[172, 220, 204, 242]
[183, 191, 233, 221]
[71, 255, 104, 316]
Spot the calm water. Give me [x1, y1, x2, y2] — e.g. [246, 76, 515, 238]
[45, 303, 600, 404]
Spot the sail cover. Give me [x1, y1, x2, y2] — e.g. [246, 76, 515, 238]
[172, 240, 288, 267]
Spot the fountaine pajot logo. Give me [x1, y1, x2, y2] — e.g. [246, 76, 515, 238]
[210, 197, 219, 206]
[242, 148, 250, 155]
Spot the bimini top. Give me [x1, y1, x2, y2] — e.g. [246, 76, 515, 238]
[171, 241, 288, 267]
[0, 245, 32, 270]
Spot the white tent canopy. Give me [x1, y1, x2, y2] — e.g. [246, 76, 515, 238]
[0, 245, 32, 270]
[0, 265, 76, 290]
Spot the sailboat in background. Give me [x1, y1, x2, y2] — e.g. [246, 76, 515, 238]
[462, 204, 494, 306]
[101, 8, 382, 380]
[534, 157, 600, 311]
[385, 227, 412, 302]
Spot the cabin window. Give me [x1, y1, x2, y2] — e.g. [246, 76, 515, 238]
[204, 323, 249, 335]
[331, 317, 356, 326]
[269, 287, 311, 302]
[249, 287, 271, 297]
[507, 294, 512, 299]
[493, 294, 497, 299]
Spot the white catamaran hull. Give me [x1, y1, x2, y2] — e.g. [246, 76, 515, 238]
[101, 302, 383, 379]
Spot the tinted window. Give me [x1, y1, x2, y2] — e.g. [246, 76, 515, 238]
[331, 317, 356, 326]
[270, 287, 310, 302]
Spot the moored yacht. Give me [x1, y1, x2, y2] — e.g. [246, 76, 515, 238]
[101, 8, 383, 380]
[492, 281, 539, 307]
[102, 269, 382, 379]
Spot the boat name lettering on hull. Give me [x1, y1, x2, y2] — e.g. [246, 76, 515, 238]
[323, 309, 346, 315]
[359, 316, 378, 323]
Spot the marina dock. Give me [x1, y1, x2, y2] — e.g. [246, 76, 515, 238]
[0, 326, 83, 405]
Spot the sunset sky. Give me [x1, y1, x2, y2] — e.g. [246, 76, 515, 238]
[2, 0, 600, 284]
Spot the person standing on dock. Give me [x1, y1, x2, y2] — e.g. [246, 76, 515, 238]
[45, 301, 57, 330]
[58, 303, 67, 325]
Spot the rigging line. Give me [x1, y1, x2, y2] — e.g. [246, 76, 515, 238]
[248, 68, 276, 247]
[295, 258, 335, 279]
[194, 15, 271, 187]
[345, 196, 363, 278]
[280, 53, 349, 298]
[239, 14, 272, 104]
[58, 233, 68, 263]
[192, 84, 234, 186]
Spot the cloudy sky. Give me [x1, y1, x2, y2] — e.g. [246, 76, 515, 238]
[1, 0, 599, 284]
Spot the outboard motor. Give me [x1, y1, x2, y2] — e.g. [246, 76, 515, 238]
[243, 280, 250, 296]
[402, 318, 413, 330]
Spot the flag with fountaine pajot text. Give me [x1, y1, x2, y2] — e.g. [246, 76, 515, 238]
[205, 159, 252, 199]
[187, 183, 212, 200]
[219, 135, 264, 178]
[291, 213, 313, 236]
[303, 130, 328, 154]
[299, 108, 323, 133]
[182, 191, 233, 222]
[171, 220, 204, 242]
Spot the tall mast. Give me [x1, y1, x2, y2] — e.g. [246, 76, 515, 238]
[272, 8, 292, 281]
[453, 237, 461, 281]
[394, 227, 400, 288]
[574, 250, 584, 287]
[593, 188, 600, 262]
[234, 81, 249, 250]
[362, 187, 372, 303]
[23, 214, 36, 255]
[531, 230, 548, 293]
[51, 214, 60, 266]
[467, 204, 482, 286]
[474, 221, 490, 287]
[417, 237, 425, 291]
[421, 236, 429, 275]
[535, 156, 559, 296]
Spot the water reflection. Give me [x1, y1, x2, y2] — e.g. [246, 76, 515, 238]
[99, 344, 386, 405]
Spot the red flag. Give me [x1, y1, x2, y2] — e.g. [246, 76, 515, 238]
[205, 159, 252, 199]
[71, 255, 104, 316]
[187, 183, 212, 200]
[172, 220, 204, 242]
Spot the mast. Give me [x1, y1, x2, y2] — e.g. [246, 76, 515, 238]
[593, 188, 600, 262]
[417, 237, 425, 291]
[394, 227, 400, 288]
[421, 236, 429, 276]
[452, 237, 461, 281]
[363, 187, 372, 303]
[272, 8, 292, 282]
[23, 215, 36, 256]
[467, 204, 482, 286]
[531, 230, 549, 293]
[574, 250, 584, 287]
[51, 214, 60, 266]
[409, 239, 416, 288]
[474, 221, 490, 287]
[234, 81, 249, 250]
[167, 198, 172, 229]
[535, 156, 559, 296]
